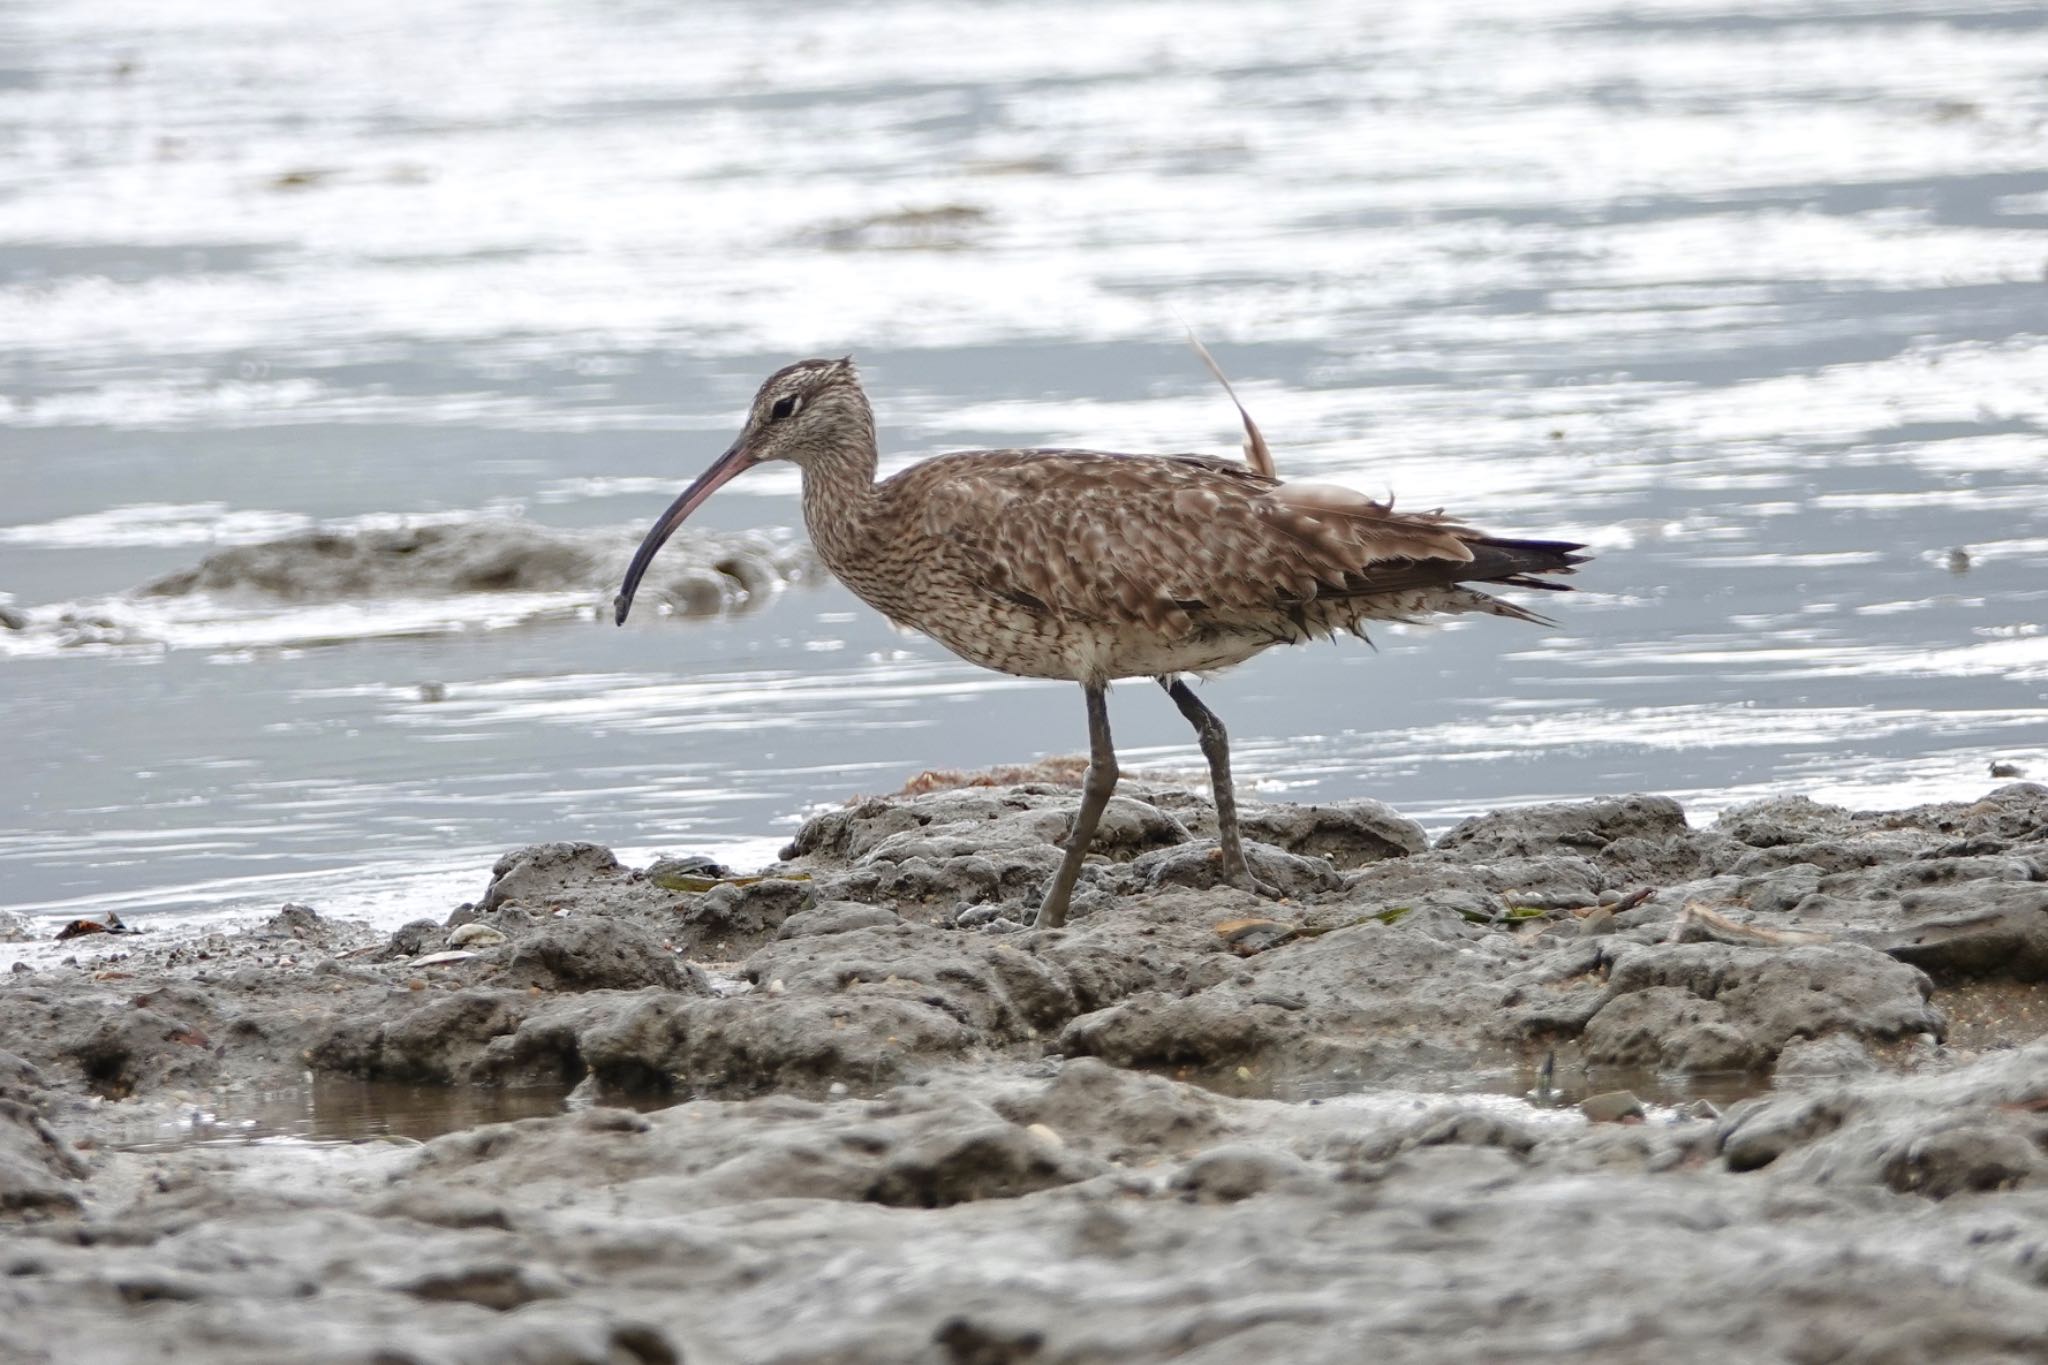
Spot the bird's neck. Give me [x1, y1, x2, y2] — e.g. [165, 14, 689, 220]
[797, 424, 881, 574]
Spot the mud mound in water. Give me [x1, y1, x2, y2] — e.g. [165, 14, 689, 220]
[7, 516, 818, 652]
[137, 517, 814, 614]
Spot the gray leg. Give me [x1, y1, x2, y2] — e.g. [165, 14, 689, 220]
[1035, 682, 1117, 930]
[1160, 675, 1277, 898]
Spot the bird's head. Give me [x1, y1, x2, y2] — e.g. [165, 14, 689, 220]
[614, 357, 867, 625]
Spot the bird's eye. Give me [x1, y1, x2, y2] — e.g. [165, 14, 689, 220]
[769, 394, 802, 421]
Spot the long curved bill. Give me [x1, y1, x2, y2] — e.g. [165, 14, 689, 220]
[613, 442, 755, 625]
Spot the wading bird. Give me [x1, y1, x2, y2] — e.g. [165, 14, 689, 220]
[616, 359, 1586, 929]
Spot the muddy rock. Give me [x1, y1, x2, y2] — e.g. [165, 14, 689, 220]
[382, 917, 446, 959]
[785, 783, 1426, 917]
[1719, 1039, 2048, 1194]
[777, 901, 902, 939]
[1436, 793, 1689, 859]
[481, 842, 629, 911]
[1578, 1090, 1646, 1124]
[864, 1118, 1100, 1208]
[1243, 798, 1429, 863]
[132, 517, 812, 619]
[0, 1052, 85, 1217]
[783, 789, 1064, 865]
[1880, 885, 2048, 982]
[260, 902, 328, 942]
[1058, 910, 1515, 1079]
[500, 919, 695, 993]
[682, 876, 816, 952]
[1115, 795, 1428, 869]
[745, 922, 1079, 1039]
[1331, 850, 1606, 924]
[1128, 839, 1341, 898]
[9, 1051, 2048, 1363]
[412, 1077, 1104, 1213]
[0, 989, 224, 1099]
[313, 988, 604, 1088]
[1771, 1033, 1880, 1080]
[990, 1057, 1228, 1159]
[1170, 1143, 1315, 1201]
[1580, 985, 1763, 1072]
[9, 785, 2048, 1362]
[784, 787, 1182, 910]
[1580, 942, 1941, 1073]
[479, 844, 817, 960]
[670, 992, 985, 1094]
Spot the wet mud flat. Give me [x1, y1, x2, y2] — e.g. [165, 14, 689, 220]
[4, 782, 2048, 1363]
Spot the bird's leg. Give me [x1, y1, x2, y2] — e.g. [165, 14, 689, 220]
[1160, 675, 1280, 899]
[1035, 682, 1118, 930]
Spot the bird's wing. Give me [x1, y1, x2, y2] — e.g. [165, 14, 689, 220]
[904, 451, 1482, 633]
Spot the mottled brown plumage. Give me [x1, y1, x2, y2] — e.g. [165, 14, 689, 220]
[617, 357, 1588, 928]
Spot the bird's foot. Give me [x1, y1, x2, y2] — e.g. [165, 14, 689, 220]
[1218, 854, 1284, 902]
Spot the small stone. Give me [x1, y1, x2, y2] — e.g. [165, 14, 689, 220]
[448, 923, 508, 949]
[1024, 1123, 1063, 1148]
[266, 903, 322, 939]
[1580, 1090, 1645, 1124]
[384, 919, 443, 959]
[1774, 1034, 1877, 1080]
[1577, 907, 1617, 938]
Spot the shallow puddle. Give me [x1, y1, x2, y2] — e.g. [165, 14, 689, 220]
[118, 1078, 670, 1150]
[1177, 1059, 1772, 1113]
[120, 1060, 1772, 1154]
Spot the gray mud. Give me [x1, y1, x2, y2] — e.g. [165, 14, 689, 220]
[5, 783, 2048, 1362]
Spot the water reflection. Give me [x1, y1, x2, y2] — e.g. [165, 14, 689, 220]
[120, 1065, 1765, 1152]
[1178, 1059, 1772, 1112]
[118, 1079, 630, 1150]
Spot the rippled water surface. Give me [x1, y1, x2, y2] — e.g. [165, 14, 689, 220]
[4, 0, 2046, 931]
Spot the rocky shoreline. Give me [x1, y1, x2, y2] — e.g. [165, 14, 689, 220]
[4, 780, 2047, 1362]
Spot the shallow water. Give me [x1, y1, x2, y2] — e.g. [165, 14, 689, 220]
[114, 1080, 590, 1149]
[1190, 1058, 1770, 1112]
[4, 0, 2047, 933]
[120, 1069, 1705, 1150]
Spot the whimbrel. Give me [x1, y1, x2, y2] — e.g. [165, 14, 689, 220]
[616, 359, 1587, 929]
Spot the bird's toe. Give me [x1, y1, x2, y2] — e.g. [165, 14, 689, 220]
[1224, 862, 1285, 901]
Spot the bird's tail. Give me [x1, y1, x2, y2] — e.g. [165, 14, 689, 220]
[1461, 536, 1590, 594]
[1446, 537, 1590, 627]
